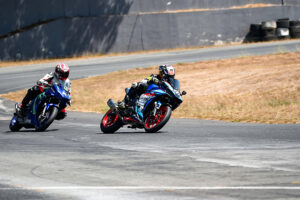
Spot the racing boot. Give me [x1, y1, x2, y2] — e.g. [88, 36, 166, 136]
[132, 113, 143, 124]
[128, 106, 143, 124]
[55, 109, 67, 120]
[117, 100, 126, 110]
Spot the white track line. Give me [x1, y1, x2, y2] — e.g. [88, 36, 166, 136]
[1, 186, 300, 190]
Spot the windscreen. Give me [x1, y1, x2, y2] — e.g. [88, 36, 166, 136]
[168, 78, 180, 90]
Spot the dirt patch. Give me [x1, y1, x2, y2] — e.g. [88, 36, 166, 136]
[2, 52, 300, 124]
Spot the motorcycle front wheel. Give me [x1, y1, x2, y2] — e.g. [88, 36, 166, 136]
[100, 109, 123, 133]
[144, 105, 172, 133]
[35, 106, 58, 132]
[9, 115, 22, 132]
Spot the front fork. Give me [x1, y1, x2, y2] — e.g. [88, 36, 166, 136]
[152, 101, 162, 117]
[39, 103, 58, 119]
[37, 103, 48, 122]
[41, 103, 47, 117]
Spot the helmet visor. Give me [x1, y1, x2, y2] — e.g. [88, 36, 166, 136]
[58, 70, 69, 80]
[167, 67, 175, 77]
[61, 71, 69, 79]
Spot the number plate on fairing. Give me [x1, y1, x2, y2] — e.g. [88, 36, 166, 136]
[137, 93, 154, 110]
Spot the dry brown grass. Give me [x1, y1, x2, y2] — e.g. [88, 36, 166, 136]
[138, 4, 277, 15]
[2, 52, 300, 124]
[173, 53, 300, 123]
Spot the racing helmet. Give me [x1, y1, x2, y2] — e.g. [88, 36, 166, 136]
[55, 63, 70, 81]
[159, 65, 175, 79]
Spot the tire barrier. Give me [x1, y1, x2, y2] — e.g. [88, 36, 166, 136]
[276, 18, 290, 39]
[248, 24, 263, 42]
[289, 20, 300, 38]
[262, 21, 277, 30]
[245, 18, 300, 42]
[276, 28, 290, 39]
[261, 20, 277, 41]
[290, 20, 300, 26]
[290, 26, 300, 38]
[276, 18, 290, 28]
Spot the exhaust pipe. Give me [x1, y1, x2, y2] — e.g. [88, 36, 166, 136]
[107, 99, 117, 110]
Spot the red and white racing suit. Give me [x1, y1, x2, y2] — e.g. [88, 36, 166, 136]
[37, 72, 71, 92]
[20, 72, 71, 119]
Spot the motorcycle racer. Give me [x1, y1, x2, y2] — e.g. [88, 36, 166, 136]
[101, 64, 184, 133]
[18, 63, 71, 120]
[118, 65, 176, 121]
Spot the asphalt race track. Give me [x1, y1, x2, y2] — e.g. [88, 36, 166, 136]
[0, 41, 300, 199]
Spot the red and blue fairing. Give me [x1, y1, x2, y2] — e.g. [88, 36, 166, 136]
[135, 78, 183, 120]
[101, 78, 185, 133]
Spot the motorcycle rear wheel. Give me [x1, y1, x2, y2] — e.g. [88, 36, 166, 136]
[144, 105, 172, 133]
[100, 109, 123, 133]
[35, 107, 58, 132]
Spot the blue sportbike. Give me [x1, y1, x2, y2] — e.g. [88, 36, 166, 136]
[9, 83, 71, 132]
[101, 78, 186, 133]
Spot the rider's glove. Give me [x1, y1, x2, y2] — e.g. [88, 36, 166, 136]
[37, 80, 45, 85]
[138, 81, 147, 89]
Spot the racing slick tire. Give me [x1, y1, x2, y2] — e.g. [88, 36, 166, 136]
[144, 105, 172, 133]
[9, 115, 22, 132]
[100, 109, 123, 133]
[35, 107, 58, 132]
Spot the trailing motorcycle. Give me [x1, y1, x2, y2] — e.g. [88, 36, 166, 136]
[9, 83, 71, 132]
[100, 78, 186, 133]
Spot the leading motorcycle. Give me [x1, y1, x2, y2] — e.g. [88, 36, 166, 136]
[100, 78, 186, 133]
[9, 83, 71, 132]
